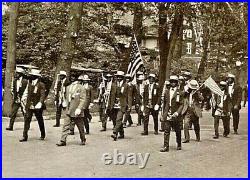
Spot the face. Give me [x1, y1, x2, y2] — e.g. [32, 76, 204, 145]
[30, 75, 38, 81]
[60, 75, 66, 80]
[149, 77, 155, 84]
[15, 72, 22, 79]
[220, 85, 226, 91]
[184, 75, 191, 81]
[170, 80, 178, 88]
[116, 76, 123, 82]
[227, 77, 234, 84]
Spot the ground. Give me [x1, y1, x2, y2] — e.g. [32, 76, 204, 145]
[2, 104, 248, 178]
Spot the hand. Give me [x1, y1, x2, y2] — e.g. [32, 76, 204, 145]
[154, 104, 160, 111]
[127, 107, 131, 113]
[75, 108, 81, 116]
[62, 101, 67, 108]
[54, 101, 57, 106]
[172, 112, 179, 118]
[35, 102, 42, 109]
[93, 99, 99, 103]
[234, 105, 239, 110]
[89, 103, 94, 108]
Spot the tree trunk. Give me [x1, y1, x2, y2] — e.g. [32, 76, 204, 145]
[3, 3, 19, 117]
[158, 3, 183, 90]
[53, 3, 83, 87]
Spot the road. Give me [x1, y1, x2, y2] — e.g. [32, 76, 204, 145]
[2, 104, 248, 177]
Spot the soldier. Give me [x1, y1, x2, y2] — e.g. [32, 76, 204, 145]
[56, 75, 87, 146]
[53, 70, 67, 127]
[242, 82, 248, 107]
[19, 69, 46, 142]
[141, 73, 160, 135]
[6, 67, 28, 131]
[182, 80, 204, 143]
[212, 81, 231, 139]
[82, 74, 94, 134]
[160, 75, 184, 152]
[159, 80, 170, 132]
[98, 73, 113, 131]
[110, 71, 132, 141]
[226, 73, 242, 134]
[134, 75, 145, 126]
[123, 74, 133, 128]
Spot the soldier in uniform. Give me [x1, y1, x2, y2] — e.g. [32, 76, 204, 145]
[182, 80, 204, 143]
[6, 67, 28, 131]
[110, 71, 132, 141]
[123, 74, 133, 128]
[53, 70, 67, 127]
[19, 69, 46, 142]
[134, 75, 145, 126]
[212, 81, 231, 139]
[56, 75, 87, 146]
[159, 80, 170, 132]
[160, 75, 184, 152]
[98, 73, 113, 131]
[141, 74, 160, 135]
[226, 73, 242, 134]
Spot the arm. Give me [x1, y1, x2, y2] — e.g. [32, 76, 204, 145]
[39, 82, 46, 103]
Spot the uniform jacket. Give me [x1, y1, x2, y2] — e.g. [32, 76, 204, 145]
[12, 77, 28, 103]
[143, 83, 160, 108]
[134, 83, 144, 105]
[84, 84, 94, 109]
[25, 80, 46, 110]
[108, 81, 132, 113]
[182, 91, 204, 118]
[162, 88, 184, 121]
[65, 82, 87, 117]
[228, 83, 242, 108]
[212, 92, 231, 116]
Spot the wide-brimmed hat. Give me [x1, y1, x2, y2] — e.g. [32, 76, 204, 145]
[188, 80, 199, 90]
[16, 67, 25, 74]
[183, 71, 192, 76]
[79, 74, 90, 81]
[165, 80, 170, 85]
[29, 69, 41, 77]
[220, 81, 227, 86]
[148, 73, 156, 78]
[169, 75, 179, 82]
[227, 73, 235, 79]
[115, 71, 125, 76]
[59, 71, 67, 76]
[137, 75, 144, 81]
[178, 75, 184, 80]
[105, 73, 112, 78]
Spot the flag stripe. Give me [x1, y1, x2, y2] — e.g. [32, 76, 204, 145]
[204, 76, 223, 96]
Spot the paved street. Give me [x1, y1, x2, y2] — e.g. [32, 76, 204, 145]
[2, 104, 248, 178]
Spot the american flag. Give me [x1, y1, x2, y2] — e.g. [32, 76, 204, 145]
[127, 34, 143, 78]
[203, 76, 224, 96]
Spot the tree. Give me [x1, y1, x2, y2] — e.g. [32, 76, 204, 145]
[3, 3, 20, 117]
[54, 3, 83, 81]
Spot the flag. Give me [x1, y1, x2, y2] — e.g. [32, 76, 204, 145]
[127, 34, 143, 79]
[203, 76, 224, 96]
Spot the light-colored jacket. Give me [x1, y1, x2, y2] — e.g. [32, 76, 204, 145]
[65, 82, 87, 117]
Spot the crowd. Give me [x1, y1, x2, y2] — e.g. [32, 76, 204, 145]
[5, 65, 247, 152]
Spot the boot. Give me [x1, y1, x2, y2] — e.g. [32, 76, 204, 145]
[160, 147, 169, 152]
[141, 132, 148, 136]
[100, 127, 106, 132]
[56, 141, 66, 146]
[111, 133, 117, 141]
[6, 127, 13, 131]
[196, 132, 200, 142]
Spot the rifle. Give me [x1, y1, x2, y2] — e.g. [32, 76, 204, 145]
[104, 78, 113, 114]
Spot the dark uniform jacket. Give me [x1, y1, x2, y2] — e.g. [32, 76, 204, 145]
[228, 84, 242, 108]
[213, 92, 231, 116]
[182, 91, 204, 118]
[162, 88, 184, 121]
[108, 81, 132, 113]
[143, 83, 160, 108]
[25, 80, 46, 110]
[12, 77, 28, 103]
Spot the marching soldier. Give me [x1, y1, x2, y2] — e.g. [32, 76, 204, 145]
[182, 80, 204, 143]
[123, 74, 133, 128]
[56, 75, 87, 146]
[134, 75, 145, 126]
[212, 81, 231, 139]
[141, 73, 160, 135]
[19, 69, 46, 142]
[82, 74, 94, 134]
[159, 80, 170, 132]
[242, 81, 248, 107]
[109, 71, 132, 141]
[226, 73, 242, 134]
[53, 70, 67, 127]
[160, 75, 184, 152]
[6, 67, 28, 131]
[98, 73, 113, 131]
